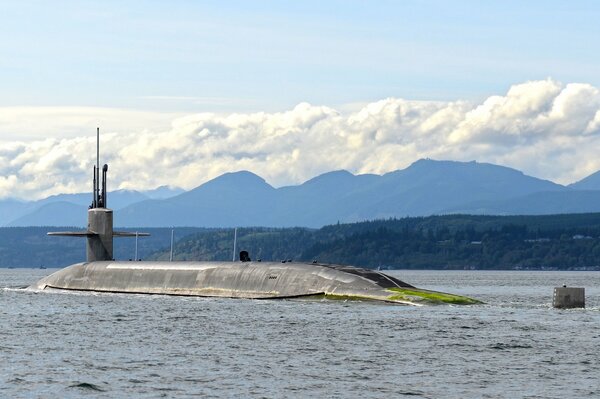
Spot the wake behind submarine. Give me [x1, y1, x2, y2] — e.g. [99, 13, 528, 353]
[29, 131, 480, 306]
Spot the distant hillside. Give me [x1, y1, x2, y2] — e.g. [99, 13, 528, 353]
[118, 171, 279, 227]
[0, 227, 206, 268]
[37, 189, 149, 209]
[2, 186, 183, 227]
[6, 159, 600, 227]
[143, 185, 185, 199]
[570, 170, 600, 190]
[115, 159, 570, 227]
[147, 214, 600, 270]
[3, 214, 600, 269]
[444, 190, 600, 215]
[323, 159, 564, 221]
[7, 202, 88, 227]
[0, 199, 33, 226]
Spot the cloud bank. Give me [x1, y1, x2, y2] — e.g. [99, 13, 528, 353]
[1, 79, 600, 200]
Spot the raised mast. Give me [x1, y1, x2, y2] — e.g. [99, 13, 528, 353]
[92, 165, 97, 208]
[95, 127, 100, 207]
[101, 164, 107, 208]
[91, 127, 108, 208]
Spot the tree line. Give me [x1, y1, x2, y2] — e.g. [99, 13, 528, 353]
[149, 214, 600, 270]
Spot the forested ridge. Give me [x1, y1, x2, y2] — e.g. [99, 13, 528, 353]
[3, 214, 600, 269]
[0, 227, 206, 267]
[149, 214, 600, 270]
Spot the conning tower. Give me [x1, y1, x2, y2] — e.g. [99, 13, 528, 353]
[48, 128, 147, 262]
[86, 163, 114, 261]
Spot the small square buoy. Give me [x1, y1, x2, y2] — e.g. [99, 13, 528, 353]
[553, 286, 585, 309]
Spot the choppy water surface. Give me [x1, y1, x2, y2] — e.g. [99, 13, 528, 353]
[1, 269, 599, 398]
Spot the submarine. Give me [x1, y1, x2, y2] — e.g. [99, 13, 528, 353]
[29, 131, 480, 306]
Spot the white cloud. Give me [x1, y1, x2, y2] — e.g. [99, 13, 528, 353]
[0, 106, 180, 141]
[1, 79, 600, 200]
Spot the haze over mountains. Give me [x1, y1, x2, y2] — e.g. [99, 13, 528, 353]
[4, 159, 600, 228]
[0, 186, 183, 226]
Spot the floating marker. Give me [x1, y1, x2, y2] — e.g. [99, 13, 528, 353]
[553, 286, 585, 309]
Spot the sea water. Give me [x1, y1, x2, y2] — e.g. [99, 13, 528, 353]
[1, 268, 599, 398]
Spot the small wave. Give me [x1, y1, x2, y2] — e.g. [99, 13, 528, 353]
[395, 390, 427, 396]
[1, 286, 30, 292]
[68, 382, 106, 392]
[489, 342, 533, 350]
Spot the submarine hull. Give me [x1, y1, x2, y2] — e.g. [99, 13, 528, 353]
[29, 261, 480, 306]
[33, 132, 481, 306]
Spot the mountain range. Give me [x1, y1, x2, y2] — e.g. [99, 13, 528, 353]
[4, 159, 600, 228]
[0, 186, 183, 226]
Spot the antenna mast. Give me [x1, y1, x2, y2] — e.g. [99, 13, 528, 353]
[92, 127, 100, 208]
[232, 227, 237, 262]
[170, 228, 174, 262]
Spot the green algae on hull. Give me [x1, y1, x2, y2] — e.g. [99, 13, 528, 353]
[387, 287, 482, 305]
[307, 290, 481, 306]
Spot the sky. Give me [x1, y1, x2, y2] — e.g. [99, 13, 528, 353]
[1, 1, 600, 199]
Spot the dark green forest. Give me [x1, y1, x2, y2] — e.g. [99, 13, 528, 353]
[0, 227, 206, 267]
[4, 214, 600, 269]
[150, 214, 600, 270]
